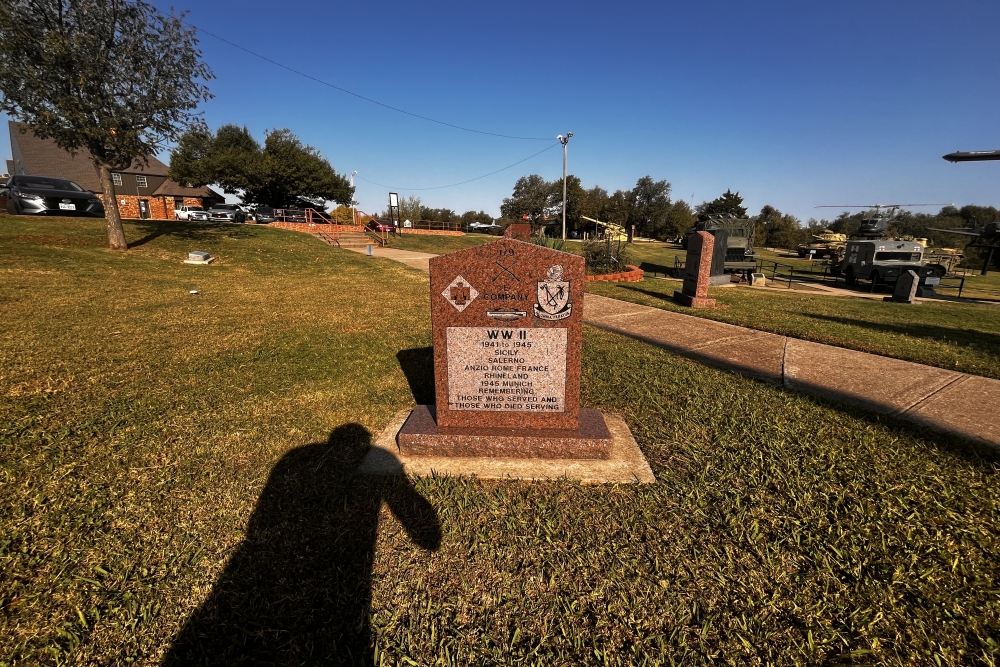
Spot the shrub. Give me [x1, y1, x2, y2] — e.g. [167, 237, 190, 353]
[583, 238, 631, 275]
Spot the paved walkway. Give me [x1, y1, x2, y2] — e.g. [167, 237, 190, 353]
[345, 245, 436, 272]
[347, 245, 999, 448]
[584, 293, 998, 448]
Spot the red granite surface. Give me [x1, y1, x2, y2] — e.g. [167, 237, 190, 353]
[503, 223, 532, 241]
[398, 405, 612, 459]
[429, 238, 584, 430]
[674, 231, 716, 308]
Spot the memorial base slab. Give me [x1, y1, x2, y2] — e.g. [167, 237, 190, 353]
[398, 405, 611, 459]
[673, 290, 717, 308]
[359, 408, 655, 484]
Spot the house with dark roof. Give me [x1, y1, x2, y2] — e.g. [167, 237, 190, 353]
[7, 122, 223, 220]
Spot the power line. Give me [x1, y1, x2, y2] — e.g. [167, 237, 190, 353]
[354, 143, 560, 191]
[182, 21, 552, 141]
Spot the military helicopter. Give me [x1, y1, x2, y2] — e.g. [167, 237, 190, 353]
[943, 150, 1000, 162]
[814, 204, 949, 239]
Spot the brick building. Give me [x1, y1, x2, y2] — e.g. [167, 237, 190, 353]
[7, 121, 223, 219]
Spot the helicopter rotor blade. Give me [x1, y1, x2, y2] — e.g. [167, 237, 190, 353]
[927, 227, 981, 236]
[815, 203, 952, 209]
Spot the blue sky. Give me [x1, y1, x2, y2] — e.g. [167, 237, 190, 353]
[4, 0, 1000, 221]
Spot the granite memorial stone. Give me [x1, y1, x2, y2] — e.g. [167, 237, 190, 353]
[504, 223, 532, 241]
[184, 250, 214, 265]
[396, 238, 612, 459]
[884, 269, 920, 304]
[674, 231, 717, 308]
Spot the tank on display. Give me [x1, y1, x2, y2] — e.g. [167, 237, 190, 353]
[682, 215, 756, 268]
[796, 229, 848, 259]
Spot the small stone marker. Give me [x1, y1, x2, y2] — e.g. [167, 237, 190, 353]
[396, 238, 613, 459]
[183, 251, 213, 265]
[674, 231, 717, 308]
[884, 269, 920, 303]
[504, 223, 532, 241]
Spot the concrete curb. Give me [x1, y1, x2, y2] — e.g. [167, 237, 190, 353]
[584, 293, 1000, 448]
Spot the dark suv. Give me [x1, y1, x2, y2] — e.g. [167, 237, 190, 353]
[253, 206, 276, 223]
[2, 175, 105, 217]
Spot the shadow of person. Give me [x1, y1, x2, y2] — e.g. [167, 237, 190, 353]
[163, 423, 440, 666]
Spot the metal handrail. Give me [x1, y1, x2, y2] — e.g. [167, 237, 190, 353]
[364, 228, 388, 247]
[756, 259, 794, 289]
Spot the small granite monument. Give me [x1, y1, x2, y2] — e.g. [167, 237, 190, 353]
[184, 251, 214, 265]
[884, 270, 920, 304]
[397, 238, 612, 459]
[504, 223, 532, 241]
[674, 231, 717, 308]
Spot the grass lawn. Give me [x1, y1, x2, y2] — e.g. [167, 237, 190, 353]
[2, 216, 999, 665]
[587, 277, 1000, 380]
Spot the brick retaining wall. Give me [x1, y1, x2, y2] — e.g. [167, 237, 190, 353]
[586, 265, 644, 283]
[268, 222, 365, 233]
[268, 222, 465, 237]
[400, 229, 465, 236]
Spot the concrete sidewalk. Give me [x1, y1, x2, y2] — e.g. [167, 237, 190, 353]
[343, 244, 998, 448]
[344, 245, 435, 272]
[585, 293, 999, 448]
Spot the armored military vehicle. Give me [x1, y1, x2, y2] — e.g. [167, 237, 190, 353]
[682, 215, 756, 269]
[834, 238, 944, 293]
[796, 229, 847, 259]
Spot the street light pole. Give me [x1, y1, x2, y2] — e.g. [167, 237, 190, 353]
[558, 132, 573, 240]
[350, 171, 357, 225]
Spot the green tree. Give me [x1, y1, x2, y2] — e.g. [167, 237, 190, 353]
[755, 205, 807, 249]
[548, 175, 587, 233]
[663, 200, 696, 240]
[500, 175, 555, 224]
[697, 189, 748, 221]
[0, 0, 213, 249]
[169, 125, 353, 208]
[399, 195, 422, 222]
[605, 190, 633, 231]
[418, 207, 456, 222]
[460, 210, 493, 225]
[628, 176, 672, 239]
[633, 176, 673, 238]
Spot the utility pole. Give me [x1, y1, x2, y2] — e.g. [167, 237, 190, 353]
[558, 132, 573, 240]
[350, 171, 357, 225]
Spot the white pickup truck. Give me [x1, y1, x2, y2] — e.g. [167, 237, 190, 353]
[175, 205, 209, 221]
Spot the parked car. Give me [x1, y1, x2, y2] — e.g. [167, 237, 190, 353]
[276, 207, 306, 222]
[207, 203, 247, 223]
[367, 218, 396, 233]
[253, 206, 276, 223]
[175, 205, 209, 221]
[1, 175, 104, 217]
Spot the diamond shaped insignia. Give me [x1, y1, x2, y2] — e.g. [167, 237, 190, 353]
[442, 275, 479, 312]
